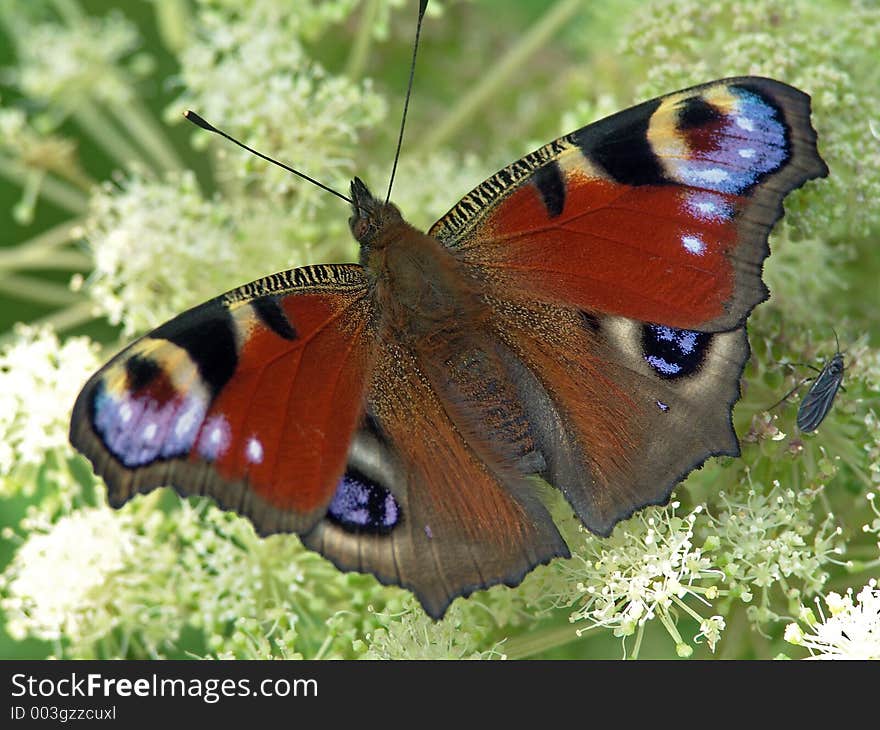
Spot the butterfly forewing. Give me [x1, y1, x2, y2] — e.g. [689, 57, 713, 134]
[431, 77, 828, 332]
[70, 264, 374, 534]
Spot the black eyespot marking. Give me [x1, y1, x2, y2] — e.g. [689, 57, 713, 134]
[361, 409, 385, 441]
[677, 96, 722, 130]
[253, 295, 298, 340]
[152, 299, 238, 397]
[532, 162, 566, 218]
[579, 310, 601, 333]
[327, 469, 401, 534]
[642, 324, 711, 379]
[125, 354, 160, 391]
[573, 98, 666, 186]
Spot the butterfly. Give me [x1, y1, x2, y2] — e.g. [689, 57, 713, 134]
[69, 40, 827, 617]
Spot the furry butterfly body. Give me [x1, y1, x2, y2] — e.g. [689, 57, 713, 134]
[70, 76, 827, 618]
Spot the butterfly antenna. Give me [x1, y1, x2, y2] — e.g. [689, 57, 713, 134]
[385, 0, 429, 205]
[184, 111, 354, 205]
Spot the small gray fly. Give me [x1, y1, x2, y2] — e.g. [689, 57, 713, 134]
[771, 332, 845, 433]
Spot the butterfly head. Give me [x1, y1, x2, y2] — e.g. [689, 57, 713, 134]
[349, 177, 403, 249]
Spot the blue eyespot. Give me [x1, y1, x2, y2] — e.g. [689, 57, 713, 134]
[327, 471, 401, 533]
[643, 325, 711, 379]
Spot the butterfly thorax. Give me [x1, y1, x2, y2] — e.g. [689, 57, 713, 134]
[349, 178, 486, 343]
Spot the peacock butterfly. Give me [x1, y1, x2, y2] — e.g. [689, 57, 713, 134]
[69, 2, 828, 619]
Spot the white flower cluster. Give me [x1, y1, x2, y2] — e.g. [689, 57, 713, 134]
[82, 168, 370, 336]
[709, 482, 845, 624]
[361, 601, 507, 660]
[0, 326, 100, 475]
[1, 508, 138, 643]
[191, 0, 359, 41]
[785, 580, 880, 659]
[552, 501, 725, 657]
[0, 497, 381, 658]
[83, 171, 244, 334]
[175, 2, 385, 202]
[11, 12, 139, 106]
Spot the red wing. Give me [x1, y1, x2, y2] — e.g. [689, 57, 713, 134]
[70, 264, 373, 534]
[430, 77, 828, 332]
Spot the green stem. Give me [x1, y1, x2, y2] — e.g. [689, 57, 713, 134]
[109, 98, 184, 172]
[14, 168, 43, 225]
[0, 249, 91, 271]
[345, 0, 382, 79]
[0, 220, 91, 272]
[671, 594, 706, 625]
[839, 558, 880, 580]
[0, 218, 82, 255]
[71, 103, 155, 173]
[151, 0, 193, 54]
[0, 301, 96, 342]
[0, 273, 82, 305]
[501, 622, 582, 659]
[312, 632, 334, 661]
[629, 622, 645, 660]
[719, 606, 748, 659]
[0, 155, 89, 214]
[418, 0, 582, 153]
[50, 0, 85, 25]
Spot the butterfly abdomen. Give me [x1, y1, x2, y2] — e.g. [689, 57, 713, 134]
[422, 334, 544, 477]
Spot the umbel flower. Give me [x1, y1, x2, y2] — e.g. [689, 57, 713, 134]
[0, 326, 100, 476]
[0, 0, 878, 659]
[547, 501, 725, 658]
[784, 580, 880, 659]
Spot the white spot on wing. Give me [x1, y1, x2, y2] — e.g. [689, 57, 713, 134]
[174, 397, 205, 442]
[143, 422, 158, 440]
[694, 168, 729, 184]
[681, 234, 706, 255]
[198, 414, 231, 460]
[119, 402, 133, 423]
[738, 148, 756, 158]
[736, 116, 755, 131]
[695, 201, 717, 215]
[246, 436, 263, 464]
[683, 192, 733, 222]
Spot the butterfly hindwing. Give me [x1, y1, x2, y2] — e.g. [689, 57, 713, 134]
[70, 263, 374, 534]
[301, 339, 570, 619]
[487, 300, 747, 534]
[430, 77, 828, 332]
